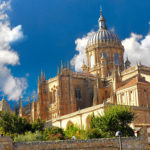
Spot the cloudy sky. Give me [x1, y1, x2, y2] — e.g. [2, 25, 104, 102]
[0, 0, 150, 107]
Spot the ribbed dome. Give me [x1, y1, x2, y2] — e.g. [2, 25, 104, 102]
[87, 29, 121, 47]
[86, 10, 121, 48]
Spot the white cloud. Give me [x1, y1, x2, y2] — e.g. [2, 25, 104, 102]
[0, 0, 28, 101]
[122, 32, 150, 65]
[70, 31, 96, 72]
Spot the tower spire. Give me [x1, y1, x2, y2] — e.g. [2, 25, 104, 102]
[61, 60, 63, 72]
[29, 96, 31, 104]
[100, 5, 102, 16]
[98, 6, 107, 30]
[41, 69, 43, 81]
[57, 66, 59, 75]
[67, 61, 70, 70]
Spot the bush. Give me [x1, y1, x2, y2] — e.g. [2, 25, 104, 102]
[86, 128, 102, 139]
[64, 124, 86, 139]
[90, 105, 135, 137]
[14, 131, 43, 142]
[43, 126, 65, 140]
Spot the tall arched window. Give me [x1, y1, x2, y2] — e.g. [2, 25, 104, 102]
[54, 90, 57, 102]
[75, 88, 81, 100]
[103, 53, 107, 59]
[114, 53, 119, 65]
[90, 55, 94, 67]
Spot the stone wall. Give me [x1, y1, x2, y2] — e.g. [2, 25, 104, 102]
[0, 127, 149, 150]
[0, 136, 13, 150]
[12, 137, 150, 150]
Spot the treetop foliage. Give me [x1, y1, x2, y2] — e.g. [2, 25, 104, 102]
[90, 105, 135, 137]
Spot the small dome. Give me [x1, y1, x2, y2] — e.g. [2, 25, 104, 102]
[87, 29, 121, 47]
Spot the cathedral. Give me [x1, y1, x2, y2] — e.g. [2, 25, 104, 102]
[18, 10, 150, 131]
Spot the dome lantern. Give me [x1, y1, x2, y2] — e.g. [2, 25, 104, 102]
[98, 7, 107, 30]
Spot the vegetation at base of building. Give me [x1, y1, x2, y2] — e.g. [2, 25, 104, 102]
[43, 126, 65, 140]
[90, 105, 135, 137]
[14, 131, 44, 142]
[86, 128, 108, 139]
[0, 105, 135, 141]
[64, 124, 87, 139]
[0, 111, 45, 139]
[31, 118, 45, 133]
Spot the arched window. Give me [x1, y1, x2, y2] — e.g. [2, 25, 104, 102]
[75, 88, 81, 100]
[90, 55, 94, 67]
[49, 92, 52, 104]
[54, 90, 57, 102]
[103, 53, 107, 59]
[114, 53, 119, 65]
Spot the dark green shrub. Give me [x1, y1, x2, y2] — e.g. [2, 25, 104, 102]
[86, 128, 102, 139]
[43, 126, 65, 140]
[31, 118, 45, 132]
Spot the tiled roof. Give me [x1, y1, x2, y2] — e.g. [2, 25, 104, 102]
[117, 76, 150, 91]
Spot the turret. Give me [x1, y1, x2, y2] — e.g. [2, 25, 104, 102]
[82, 60, 87, 72]
[100, 53, 107, 78]
[125, 57, 131, 69]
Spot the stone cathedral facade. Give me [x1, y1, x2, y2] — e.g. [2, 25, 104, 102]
[18, 10, 150, 130]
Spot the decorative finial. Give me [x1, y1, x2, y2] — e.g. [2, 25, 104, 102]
[67, 61, 70, 70]
[41, 69, 43, 80]
[57, 66, 59, 75]
[2, 96, 4, 100]
[100, 5, 102, 16]
[44, 71, 46, 80]
[29, 97, 31, 104]
[61, 60, 63, 71]
[33, 96, 35, 103]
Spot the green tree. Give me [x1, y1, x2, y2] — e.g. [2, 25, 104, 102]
[31, 118, 45, 132]
[0, 111, 31, 135]
[90, 105, 135, 137]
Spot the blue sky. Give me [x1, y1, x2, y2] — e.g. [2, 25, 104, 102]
[0, 0, 150, 108]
